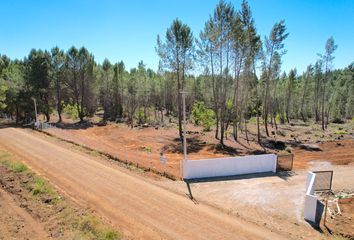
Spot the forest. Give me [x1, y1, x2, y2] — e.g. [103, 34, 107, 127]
[0, 0, 353, 146]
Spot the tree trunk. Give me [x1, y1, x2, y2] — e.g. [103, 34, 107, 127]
[215, 112, 219, 139]
[300, 74, 309, 122]
[245, 119, 249, 144]
[177, 75, 183, 140]
[314, 75, 321, 122]
[257, 107, 261, 144]
[321, 83, 326, 130]
[15, 102, 19, 124]
[233, 54, 242, 141]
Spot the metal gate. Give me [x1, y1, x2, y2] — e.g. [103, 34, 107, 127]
[276, 153, 294, 172]
[313, 170, 333, 191]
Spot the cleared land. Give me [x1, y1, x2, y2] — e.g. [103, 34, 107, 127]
[164, 164, 354, 240]
[44, 120, 354, 179]
[0, 127, 286, 240]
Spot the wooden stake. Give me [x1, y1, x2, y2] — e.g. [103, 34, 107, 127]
[324, 198, 328, 227]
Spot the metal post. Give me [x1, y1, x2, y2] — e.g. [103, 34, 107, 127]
[179, 90, 188, 180]
[323, 198, 328, 227]
[181, 90, 187, 161]
[33, 98, 38, 123]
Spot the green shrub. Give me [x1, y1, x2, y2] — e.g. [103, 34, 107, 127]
[78, 216, 120, 240]
[285, 146, 292, 153]
[63, 103, 79, 120]
[11, 162, 28, 172]
[33, 178, 55, 196]
[275, 113, 282, 124]
[335, 130, 348, 135]
[0, 156, 28, 173]
[191, 101, 215, 131]
[249, 116, 264, 125]
[140, 146, 152, 153]
[102, 230, 119, 240]
[135, 107, 145, 124]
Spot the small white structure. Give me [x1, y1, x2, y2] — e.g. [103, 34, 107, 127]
[304, 171, 318, 223]
[182, 154, 277, 180]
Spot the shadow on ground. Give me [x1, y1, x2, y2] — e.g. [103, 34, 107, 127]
[163, 136, 207, 154]
[55, 121, 94, 130]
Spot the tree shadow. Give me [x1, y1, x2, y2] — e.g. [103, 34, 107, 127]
[183, 170, 295, 204]
[0, 121, 36, 129]
[207, 143, 240, 156]
[249, 149, 267, 155]
[261, 139, 286, 150]
[277, 170, 296, 180]
[0, 122, 20, 129]
[184, 171, 294, 184]
[55, 121, 94, 130]
[162, 136, 207, 154]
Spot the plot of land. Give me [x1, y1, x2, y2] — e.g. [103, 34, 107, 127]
[163, 162, 354, 240]
[293, 139, 354, 168]
[45, 121, 354, 179]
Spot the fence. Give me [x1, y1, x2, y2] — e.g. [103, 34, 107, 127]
[304, 171, 318, 223]
[304, 170, 333, 223]
[313, 170, 333, 191]
[35, 121, 56, 130]
[276, 153, 294, 172]
[182, 154, 277, 180]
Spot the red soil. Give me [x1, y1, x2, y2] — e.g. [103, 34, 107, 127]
[46, 123, 354, 179]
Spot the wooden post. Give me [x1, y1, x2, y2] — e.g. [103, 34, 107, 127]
[323, 198, 328, 227]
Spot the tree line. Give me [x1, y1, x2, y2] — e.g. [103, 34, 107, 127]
[0, 0, 353, 145]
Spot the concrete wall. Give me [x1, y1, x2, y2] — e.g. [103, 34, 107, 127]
[304, 172, 317, 223]
[182, 154, 277, 180]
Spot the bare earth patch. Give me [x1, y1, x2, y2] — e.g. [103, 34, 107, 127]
[45, 121, 354, 179]
[325, 197, 354, 238]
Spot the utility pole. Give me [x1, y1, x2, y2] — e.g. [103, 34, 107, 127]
[179, 90, 188, 180]
[180, 90, 188, 161]
[33, 98, 38, 123]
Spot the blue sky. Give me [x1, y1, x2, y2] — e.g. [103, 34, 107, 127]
[0, 0, 353, 74]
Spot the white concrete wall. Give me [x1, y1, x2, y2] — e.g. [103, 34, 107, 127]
[304, 172, 317, 223]
[182, 154, 277, 179]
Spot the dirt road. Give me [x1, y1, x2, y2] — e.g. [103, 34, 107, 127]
[0, 127, 285, 240]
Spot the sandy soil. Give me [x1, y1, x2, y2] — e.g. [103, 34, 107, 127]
[0, 127, 286, 240]
[44, 121, 354, 179]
